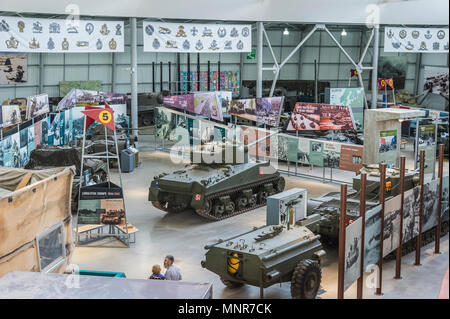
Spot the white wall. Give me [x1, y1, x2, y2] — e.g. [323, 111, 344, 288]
[0, 23, 448, 103]
[1, 0, 448, 24]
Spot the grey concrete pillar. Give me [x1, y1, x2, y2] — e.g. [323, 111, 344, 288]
[256, 22, 263, 98]
[371, 25, 380, 109]
[130, 17, 138, 139]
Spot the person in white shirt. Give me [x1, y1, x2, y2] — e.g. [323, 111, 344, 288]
[163, 255, 182, 281]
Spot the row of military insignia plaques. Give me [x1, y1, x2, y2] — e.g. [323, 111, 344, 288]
[0, 16, 124, 52]
[143, 22, 252, 53]
[384, 27, 449, 53]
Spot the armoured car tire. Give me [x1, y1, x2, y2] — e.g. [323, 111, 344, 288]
[221, 278, 244, 289]
[291, 259, 321, 299]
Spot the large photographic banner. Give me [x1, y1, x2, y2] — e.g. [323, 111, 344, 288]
[364, 205, 381, 270]
[384, 27, 449, 53]
[286, 103, 355, 131]
[193, 92, 223, 122]
[379, 130, 397, 166]
[417, 124, 436, 174]
[344, 217, 362, 291]
[382, 197, 401, 257]
[423, 66, 449, 95]
[229, 98, 257, 122]
[329, 88, 365, 131]
[162, 94, 195, 113]
[0, 53, 27, 84]
[0, 16, 124, 53]
[143, 22, 252, 53]
[256, 96, 284, 127]
[0, 104, 21, 128]
[26, 93, 49, 119]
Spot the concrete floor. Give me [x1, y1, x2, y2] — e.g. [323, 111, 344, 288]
[71, 135, 449, 299]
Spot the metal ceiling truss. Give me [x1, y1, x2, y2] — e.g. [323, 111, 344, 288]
[260, 23, 376, 108]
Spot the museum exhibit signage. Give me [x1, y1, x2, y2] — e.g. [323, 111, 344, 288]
[143, 22, 252, 53]
[286, 103, 355, 131]
[384, 27, 449, 53]
[0, 16, 124, 53]
[77, 182, 126, 226]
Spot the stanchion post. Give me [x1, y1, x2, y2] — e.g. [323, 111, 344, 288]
[337, 184, 347, 299]
[357, 173, 367, 299]
[395, 156, 406, 279]
[376, 163, 387, 295]
[435, 144, 444, 254]
[415, 150, 425, 266]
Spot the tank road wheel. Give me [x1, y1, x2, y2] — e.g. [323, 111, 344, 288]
[213, 201, 226, 218]
[290, 259, 322, 299]
[275, 177, 286, 193]
[248, 195, 257, 207]
[220, 278, 244, 289]
[257, 191, 268, 205]
[236, 196, 248, 210]
[203, 199, 213, 215]
[225, 201, 235, 214]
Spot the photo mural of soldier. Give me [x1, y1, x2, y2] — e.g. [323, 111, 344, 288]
[344, 217, 362, 290]
[323, 142, 341, 168]
[364, 205, 381, 270]
[422, 179, 440, 232]
[383, 197, 401, 257]
[403, 186, 421, 243]
[277, 135, 289, 161]
[0, 53, 27, 84]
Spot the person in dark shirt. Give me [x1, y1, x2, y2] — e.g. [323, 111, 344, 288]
[149, 264, 165, 280]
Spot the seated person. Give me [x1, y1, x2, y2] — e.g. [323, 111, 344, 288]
[148, 264, 165, 280]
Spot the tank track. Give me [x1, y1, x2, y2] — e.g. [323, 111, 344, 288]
[151, 200, 187, 214]
[195, 175, 283, 221]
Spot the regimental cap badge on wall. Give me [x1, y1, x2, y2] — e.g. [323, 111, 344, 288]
[6, 36, 19, 49]
[29, 38, 40, 49]
[85, 23, 94, 35]
[62, 38, 69, 50]
[100, 24, 110, 36]
[17, 21, 25, 32]
[109, 38, 117, 50]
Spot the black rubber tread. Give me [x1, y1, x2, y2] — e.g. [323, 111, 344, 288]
[195, 175, 284, 221]
[151, 201, 185, 213]
[290, 259, 322, 299]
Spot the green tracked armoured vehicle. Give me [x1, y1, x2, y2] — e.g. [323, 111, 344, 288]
[201, 214, 325, 299]
[308, 164, 449, 257]
[148, 142, 285, 221]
